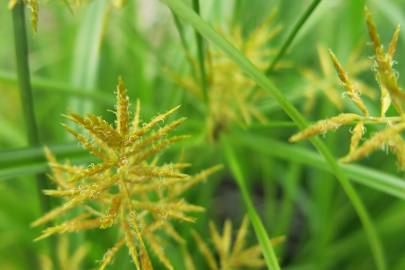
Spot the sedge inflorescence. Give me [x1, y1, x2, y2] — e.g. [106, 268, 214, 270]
[301, 44, 376, 114]
[32, 77, 222, 270]
[172, 13, 289, 139]
[189, 216, 284, 270]
[290, 8, 405, 170]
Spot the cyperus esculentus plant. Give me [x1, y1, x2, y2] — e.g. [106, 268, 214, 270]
[189, 216, 284, 270]
[32, 77, 222, 270]
[290, 8, 405, 170]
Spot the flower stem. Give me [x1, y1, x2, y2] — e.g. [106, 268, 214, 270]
[11, 0, 56, 264]
[192, 0, 209, 103]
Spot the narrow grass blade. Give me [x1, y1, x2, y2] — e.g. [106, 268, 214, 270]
[222, 138, 281, 270]
[161, 1, 386, 268]
[0, 71, 113, 105]
[234, 132, 405, 200]
[266, 0, 323, 74]
[11, 1, 55, 263]
[191, 0, 208, 103]
[70, 0, 109, 113]
[11, 1, 52, 213]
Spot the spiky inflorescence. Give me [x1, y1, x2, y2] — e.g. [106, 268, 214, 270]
[290, 8, 405, 171]
[190, 216, 284, 270]
[32, 77, 222, 270]
[301, 44, 376, 115]
[171, 13, 289, 139]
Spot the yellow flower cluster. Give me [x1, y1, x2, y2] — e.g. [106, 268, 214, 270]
[172, 14, 289, 139]
[301, 45, 375, 114]
[189, 216, 284, 270]
[290, 8, 405, 170]
[32, 77, 222, 270]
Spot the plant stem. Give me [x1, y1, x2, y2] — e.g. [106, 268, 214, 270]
[11, 1, 56, 263]
[223, 138, 282, 270]
[162, 1, 386, 268]
[192, 0, 209, 103]
[266, 0, 322, 74]
[170, 11, 197, 78]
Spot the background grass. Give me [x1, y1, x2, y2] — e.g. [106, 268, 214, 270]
[1, 0, 405, 269]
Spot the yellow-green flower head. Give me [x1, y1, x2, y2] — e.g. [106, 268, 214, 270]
[290, 8, 405, 171]
[32, 77, 222, 270]
[172, 14, 288, 139]
[190, 216, 284, 270]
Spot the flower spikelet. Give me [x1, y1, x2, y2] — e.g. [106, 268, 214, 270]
[290, 9, 405, 170]
[191, 216, 284, 270]
[32, 77, 221, 270]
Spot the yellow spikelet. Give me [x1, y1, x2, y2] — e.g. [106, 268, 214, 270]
[147, 234, 174, 270]
[388, 134, 405, 170]
[350, 121, 365, 153]
[27, 0, 39, 32]
[232, 215, 249, 255]
[329, 50, 369, 116]
[194, 217, 282, 270]
[289, 113, 361, 142]
[99, 239, 126, 270]
[366, 7, 405, 115]
[191, 230, 218, 270]
[116, 76, 130, 137]
[341, 123, 405, 163]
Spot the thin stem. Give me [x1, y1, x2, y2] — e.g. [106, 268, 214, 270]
[266, 0, 322, 74]
[162, 1, 386, 268]
[223, 138, 282, 270]
[11, 1, 56, 264]
[192, 0, 208, 103]
[170, 11, 197, 78]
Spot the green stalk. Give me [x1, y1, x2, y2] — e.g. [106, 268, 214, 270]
[170, 11, 197, 78]
[223, 138, 281, 270]
[12, 1, 51, 213]
[266, 0, 322, 74]
[192, 0, 208, 103]
[11, 1, 55, 264]
[161, 1, 386, 268]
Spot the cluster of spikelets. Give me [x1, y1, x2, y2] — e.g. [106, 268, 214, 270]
[172, 13, 289, 139]
[290, 8, 405, 170]
[39, 236, 88, 270]
[301, 44, 376, 114]
[32, 77, 222, 270]
[187, 216, 284, 270]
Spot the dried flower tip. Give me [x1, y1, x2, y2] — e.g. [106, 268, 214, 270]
[329, 50, 369, 116]
[289, 113, 361, 142]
